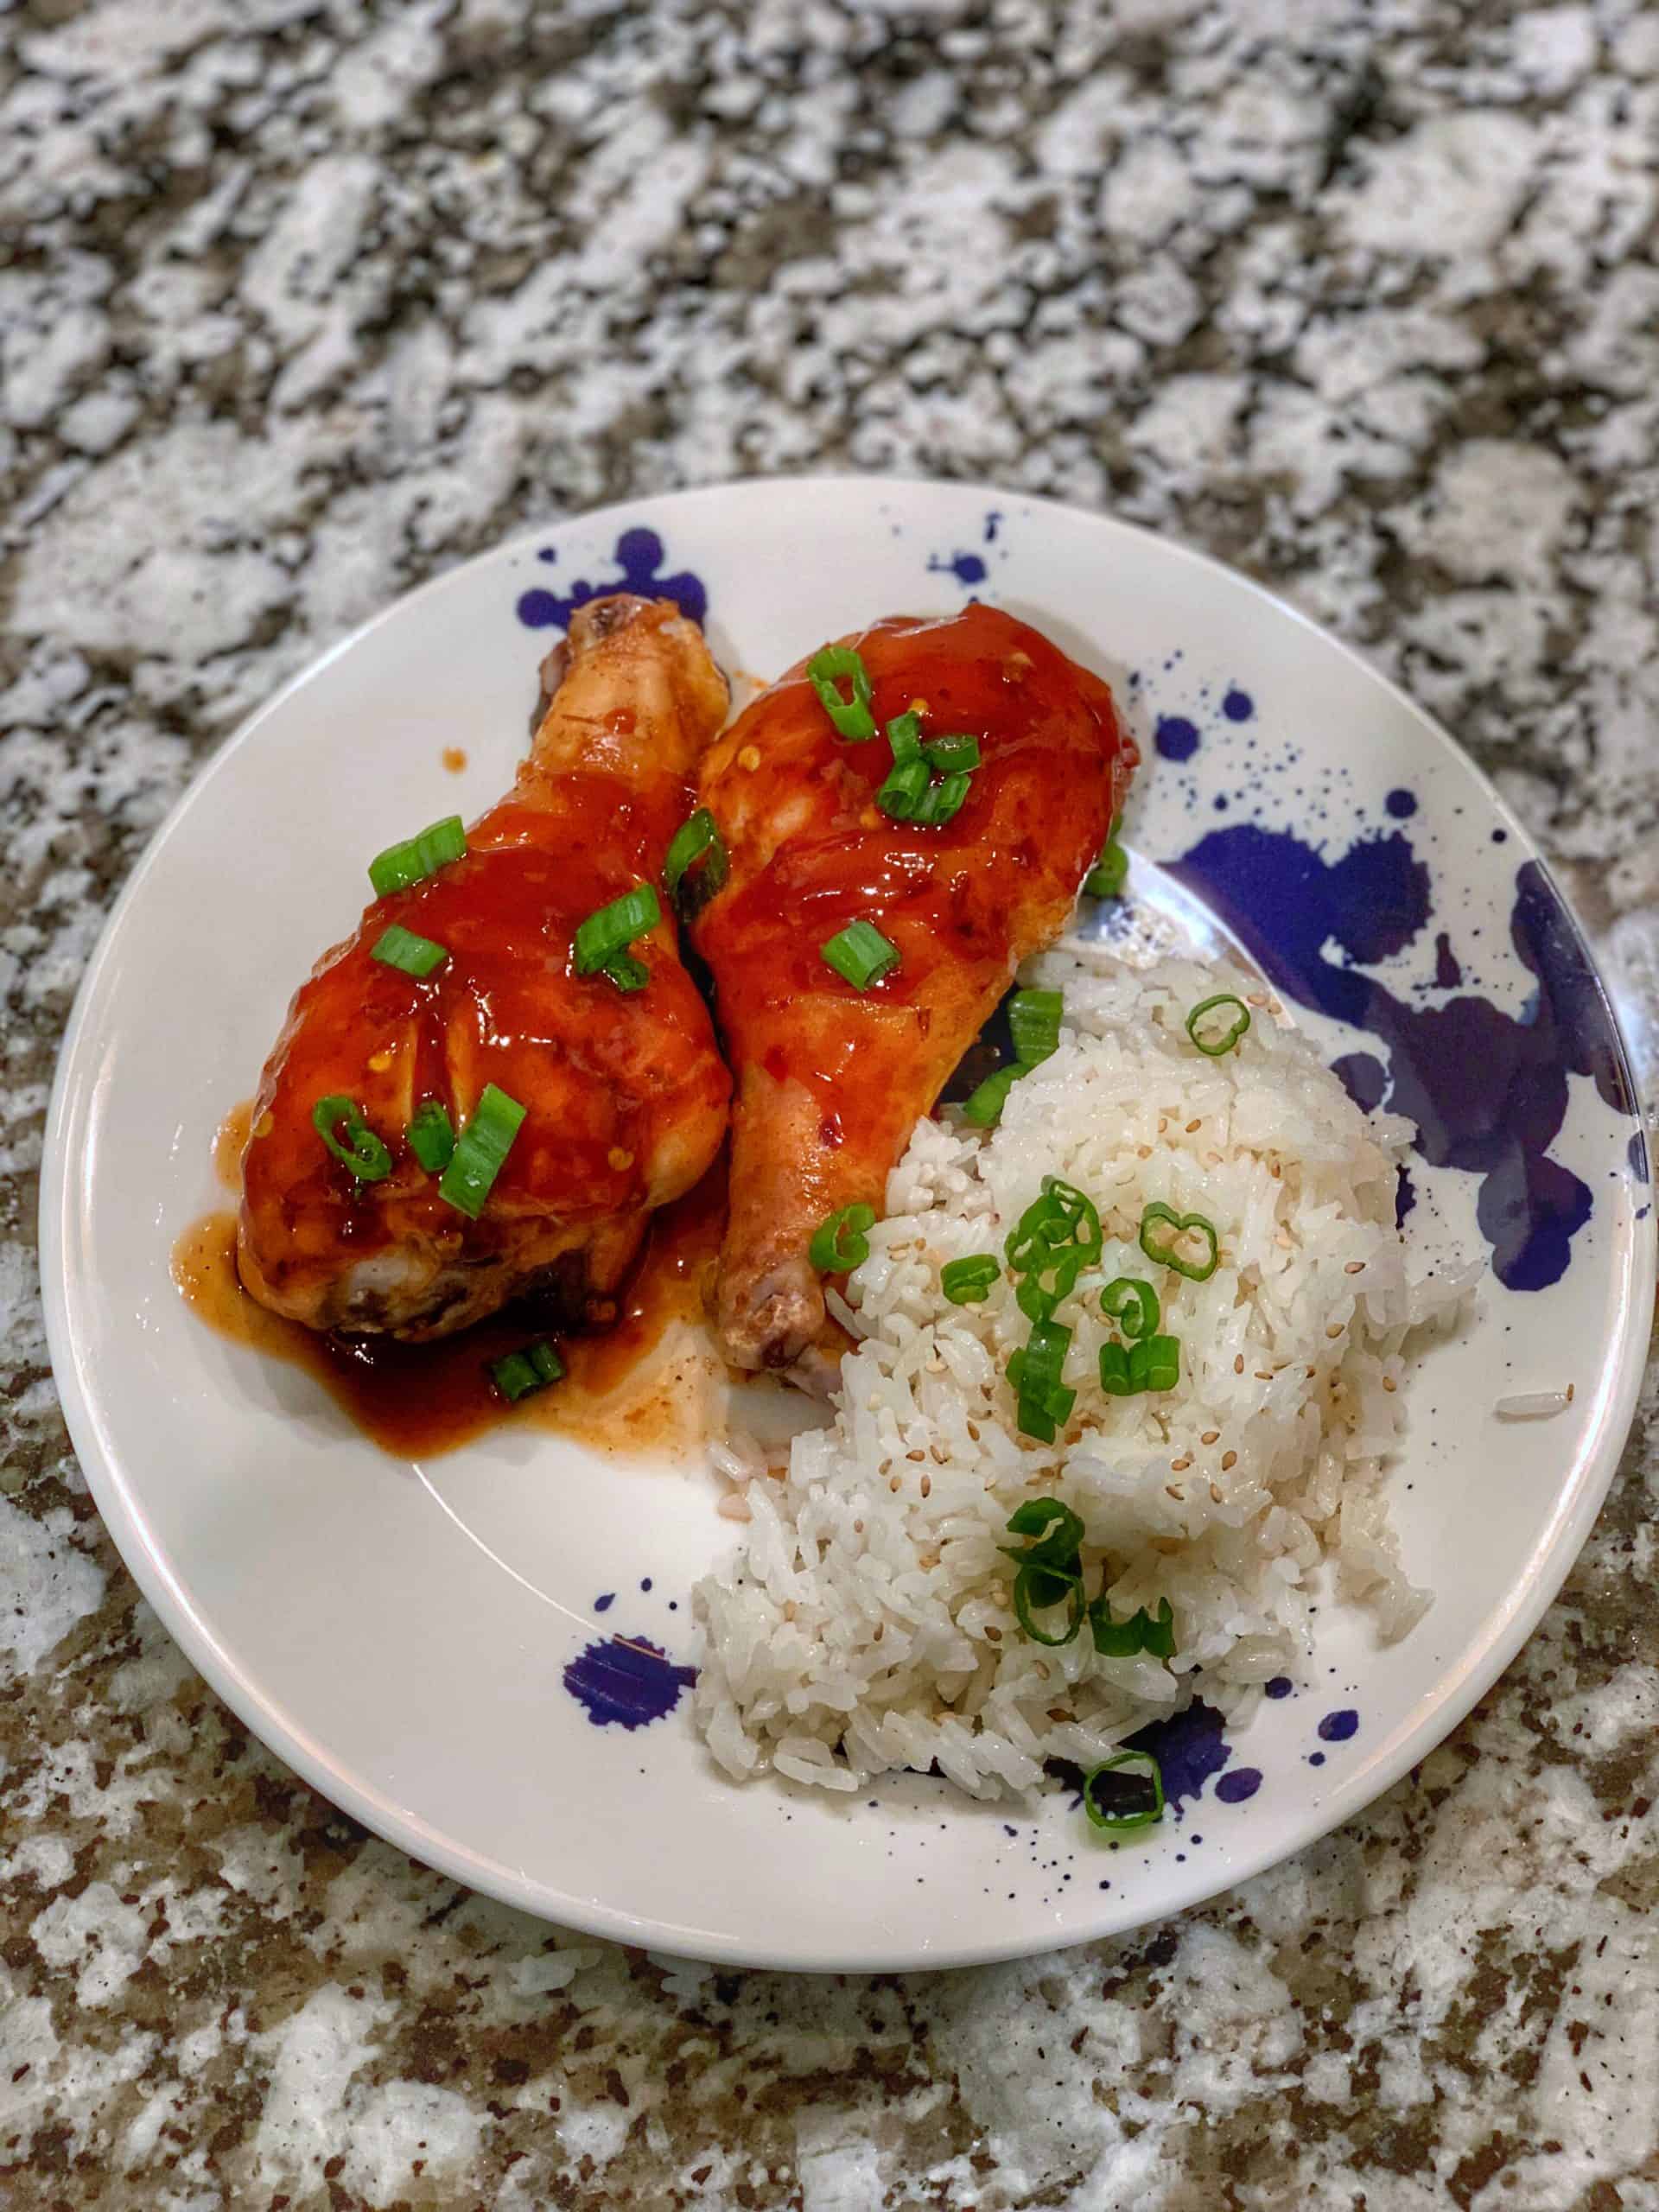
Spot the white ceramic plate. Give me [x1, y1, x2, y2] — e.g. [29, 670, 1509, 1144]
[41, 479, 1652, 1970]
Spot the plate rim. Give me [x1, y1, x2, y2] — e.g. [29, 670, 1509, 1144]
[38, 473, 1657, 1971]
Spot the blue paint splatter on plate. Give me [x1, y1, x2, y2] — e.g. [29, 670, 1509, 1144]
[928, 549, 988, 586]
[1265, 1676, 1294, 1700]
[517, 528, 708, 630]
[1386, 788, 1418, 819]
[1168, 827, 1637, 1289]
[1216, 1768, 1262, 1803]
[1222, 687, 1255, 723]
[1318, 1708, 1359, 1743]
[1154, 715, 1200, 763]
[563, 1635, 696, 1729]
[1128, 1697, 1234, 1810]
[594, 1592, 614, 1614]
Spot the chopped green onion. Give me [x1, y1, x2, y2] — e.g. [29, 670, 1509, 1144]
[923, 733, 981, 775]
[875, 757, 931, 821]
[438, 1082, 526, 1219]
[1014, 1389, 1075, 1442]
[806, 644, 876, 742]
[406, 1100, 456, 1173]
[1138, 1203, 1220, 1281]
[1012, 1560, 1085, 1643]
[371, 923, 449, 979]
[601, 950, 649, 993]
[1007, 989, 1063, 1068]
[960, 1065, 1020, 1127]
[1004, 1179, 1103, 1321]
[1098, 1341, 1135, 1396]
[1081, 1749, 1165, 1832]
[1015, 1317, 1071, 1401]
[1101, 1276, 1160, 1341]
[664, 809, 728, 918]
[369, 816, 467, 898]
[1001, 1497, 1085, 1568]
[1083, 837, 1128, 899]
[1015, 1253, 1085, 1325]
[1185, 992, 1251, 1057]
[911, 771, 971, 827]
[1128, 1333, 1181, 1393]
[1089, 1595, 1176, 1659]
[941, 1254, 1000, 1304]
[574, 883, 660, 976]
[491, 1338, 564, 1403]
[886, 710, 924, 761]
[820, 918, 899, 989]
[311, 1095, 393, 1183]
[809, 1202, 876, 1273]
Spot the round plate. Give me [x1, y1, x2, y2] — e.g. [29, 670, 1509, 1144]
[41, 478, 1652, 1970]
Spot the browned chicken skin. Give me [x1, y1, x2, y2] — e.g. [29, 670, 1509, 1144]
[692, 603, 1136, 1382]
[238, 595, 732, 1339]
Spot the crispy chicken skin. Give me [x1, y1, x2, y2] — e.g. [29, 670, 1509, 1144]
[692, 603, 1136, 1382]
[238, 595, 732, 1339]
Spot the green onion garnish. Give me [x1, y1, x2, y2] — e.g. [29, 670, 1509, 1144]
[1012, 1561, 1085, 1641]
[1005, 1176, 1103, 1322]
[1129, 1333, 1181, 1393]
[371, 923, 449, 979]
[1083, 837, 1128, 899]
[886, 710, 924, 760]
[1101, 1276, 1160, 1341]
[406, 1100, 455, 1173]
[911, 771, 972, 828]
[491, 1338, 564, 1403]
[601, 950, 649, 993]
[806, 645, 876, 742]
[1008, 1317, 1077, 1437]
[809, 1202, 876, 1274]
[1185, 992, 1251, 1057]
[821, 918, 899, 990]
[875, 757, 931, 821]
[438, 1083, 526, 1219]
[1081, 1749, 1165, 1832]
[574, 883, 660, 976]
[1007, 989, 1063, 1067]
[311, 1095, 393, 1182]
[961, 1065, 1020, 1127]
[664, 809, 728, 919]
[369, 816, 467, 898]
[1098, 1343, 1135, 1396]
[1138, 1202, 1220, 1281]
[923, 733, 981, 775]
[1089, 1596, 1176, 1660]
[940, 1254, 999, 1304]
[1000, 1500, 1088, 1643]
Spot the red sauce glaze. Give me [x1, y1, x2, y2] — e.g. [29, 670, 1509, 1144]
[175, 1162, 732, 1460]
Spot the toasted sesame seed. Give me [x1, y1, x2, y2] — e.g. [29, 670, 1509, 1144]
[1567, 1382, 1576, 1402]
[717, 1495, 751, 1522]
[1246, 991, 1268, 1008]
[920, 1474, 932, 1497]
[1382, 1375, 1397, 1392]
[1171, 1457, 1192, 1471]
[1166, 1485, 1184, 1500]
[1185, 1118, 1202, 1134]
[1345, 1260, 1365, 1274]
[985, 1626, 1001, 1642]
[1210, 1484, 1223, 1503]
[1222, 1450, 1237, 1471]
[1255, 1370, 1274, 1381]
[1201, 1429, 1220, 1445]
[1047, 1707, 1071, 1723]
[854, 1519, 864, 1534]
[1234, 1354, 1245, 1374]
[907, 1448, 926, 1461]
[1138, 1145, 1153, 1160]
[784, 1601, 798, 1622]
[1325, 1324, 1344, 1339]
[1159, 1116, 1168, 1133]
[889, 1473, 902, 1493]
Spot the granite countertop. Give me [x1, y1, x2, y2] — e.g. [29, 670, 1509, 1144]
[4, 0, 1659, 2204]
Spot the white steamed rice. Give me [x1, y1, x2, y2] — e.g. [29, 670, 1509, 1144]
[693, 952, 1472, 1799]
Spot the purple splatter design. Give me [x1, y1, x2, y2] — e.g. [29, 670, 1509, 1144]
[594, 1592, 614, 1614]
[1386, 788, 1418, 819]
[1168, 827, 1637, 1290]
[1332, 1052, 1388, 1113]
[1630, 1130, 1649, 1184]
[1395, 1166, 1418, 1225]
[983, 511, 1003, 543]
[1216, 1768, 1262, 1803]
[1433, 931, 1463, 989]
[1265, 1676, 1294, 1700]
[517, 528, 708, 631]
[1318, 1708, 1359, 1743]
[1126, 1696, 1233, 1810]
[563, 1635, 696, 1729]
[929, 549, 988, 586]
[1222, 687, 1255, 722]
[1154, 715, 1200, 762]
[1309, 1751, 1326, 1767]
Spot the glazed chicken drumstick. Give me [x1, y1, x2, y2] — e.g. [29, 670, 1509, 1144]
[690, 602, 1136, 1383]
[238, 594, 731, 1339]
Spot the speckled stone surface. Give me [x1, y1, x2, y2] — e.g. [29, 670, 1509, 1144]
[4, 0, 1659, 2204]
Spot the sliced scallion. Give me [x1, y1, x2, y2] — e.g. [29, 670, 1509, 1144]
[491, 1338, 564, 1402]
[1185, 992, 1251, 1056]
[601, 950, 649, 993]
[1128, 1333, 1181, 1393]
[371, 923, 449, 979]
[1101, 1276, 1160, 1341]
[960, 1065, 1020, 1127]
[406, 1100, 456, 1173]
[1138, 1202, 1219, 1281]
[1089, 1596, 1176, 1660]
[369, 816, 467, 899]
[664, 808, 728, 918]
[806, 644, 876, 742]
[438, 1083, 526, 1219]
[1007, 989, 1063, 1068]
[809, 1202, 876, 1274]
[311, 1095, 393, 1183]
[1081, 1749, 1165, 1832]
[940, 1254, 999, 1305]
[1083, 837, 1128, 900]
[922, 733, 981, 775]
[574, 883, 660, 976]
[911, 770, 971, 828]
[820, 918, 899, 990]
[875, 757, 931, 822]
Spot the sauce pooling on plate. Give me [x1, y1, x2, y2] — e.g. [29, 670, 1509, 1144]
[174, 1139, 732, 1460]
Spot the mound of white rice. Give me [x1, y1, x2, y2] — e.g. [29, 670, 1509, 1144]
[693, 954, 1472, 1799]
